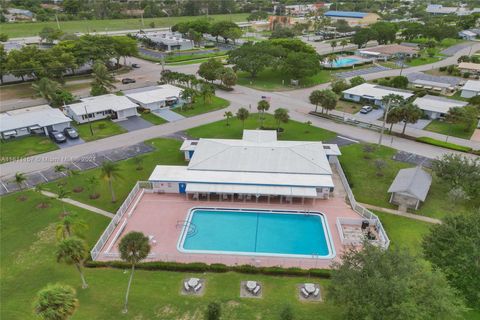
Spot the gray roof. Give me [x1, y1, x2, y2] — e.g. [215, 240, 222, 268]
[407, 72, 463, 87]
[388, 167, 432, 201]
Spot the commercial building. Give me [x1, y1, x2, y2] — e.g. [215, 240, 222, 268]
[426, 4, 480, 15]
[139, 32, 194, 51]
[149, 130, 341, 202]
[461, 80, 480, 98]
[324, 11, 380, 26]
[65, 94, 139, 124]
[0, 105, 71, 139]
[357, 44, 419, 61]
[342, 83, 414, 107]
[413, 95, 468, 119]
[126, 85, 183, 111]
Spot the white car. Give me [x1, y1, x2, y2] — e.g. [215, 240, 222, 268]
[360, 106, 373, 114]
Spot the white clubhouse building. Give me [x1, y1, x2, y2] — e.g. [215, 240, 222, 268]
[148, 130, 341, 203]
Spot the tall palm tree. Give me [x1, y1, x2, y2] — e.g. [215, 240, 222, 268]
[85, 176, 99, 199]
[57, 187, 70, 216]
[56, 212, 87, 240]
[330, 40, 337, 52]
[309, 90, 323, 113]
[340, 39, 349, 50]
[325, 54, 338, 67]
[100, 161, 122, 203]
[236, 107, 250, 129]
[35, 184, 51, 208]
[224, 111, 233, 126]
[56, 237, 89, 289]
[119, 231, 151, 314]
[33, 283, 78, 320]
[274, 108, 290, 132]
[32, 78, 61, 103]
[180, 87, 196, 110]
[257, 100, 270, 127]
[91, 62, 116, 96]
[14, 172, 27, 190]
[199, 83, 215, 105]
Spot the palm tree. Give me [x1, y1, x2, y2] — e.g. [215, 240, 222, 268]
[100, 161, 122, 203]
[309, 90, 323, 113]
[330, 40, 337, 52]
[199, 83, 215, 105]
[224, 111, 233, 126]
[340, 39, 349, 50]
[274, 108, 290, 132]
[56, 237, 89, 289]
[35, 184, 51, 208]
[33, 283, 78, 320]
[56, 212, 87, 240]
[257, 100, 270, 127]
[85, 176, 99, 199]
[91, 62, 116, 96]
[32, 78, 61, 103]
[236, 107, 250, 129]
[325, 54, 338, 67]
[14, 172, 27, 190]
[57, 187, 70, 216]
[119, 231, 151, 313]
[180, 87, 196, 110]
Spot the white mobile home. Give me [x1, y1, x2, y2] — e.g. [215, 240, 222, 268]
[342, 83, 414, 108]
[413, 95, 468, 119]
[65, 94, 139, 124]
[126, 85, 183, 111]
[0, 105, 71, 139]
[461, 80, 480, 98]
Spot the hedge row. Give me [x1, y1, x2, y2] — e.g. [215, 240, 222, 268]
[85, 260, 332, 278]
[415, 137, 473, 152]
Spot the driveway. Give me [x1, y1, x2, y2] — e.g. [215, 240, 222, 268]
[153, 109, 185, 122]
[57, 137, 85, 149]
[116, 116, 153, 131]
[408, 119, 432, 130]
[354, 108, 383, 121]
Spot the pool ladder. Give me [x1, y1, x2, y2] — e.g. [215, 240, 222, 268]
[176, 220, 197, 237]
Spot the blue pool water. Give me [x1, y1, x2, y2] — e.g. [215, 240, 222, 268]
[331, 58, 360, 67]
[178, 208, 334, 258]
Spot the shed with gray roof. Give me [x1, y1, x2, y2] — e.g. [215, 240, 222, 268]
[388, 167, 432, 210]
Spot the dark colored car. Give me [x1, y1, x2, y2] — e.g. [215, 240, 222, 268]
[122, 78, 136, 84]
[63, 127, 79, 139]
[132, 63, 140, 68]
[49, 130, 67, 143]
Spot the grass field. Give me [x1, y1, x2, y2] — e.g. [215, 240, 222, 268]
[1, 13, 249, 38]
[0, 190, 341, 320]
[424, 119, 474, 139]
[237, 68, 332, 91]
[187, 113, 337, 141]
[339, 143, 474, 220]
[74, 119, 127, 142]
[0, 135, 58, 163]
[174, 96, 230, 117]
[140, 112, 168, 125]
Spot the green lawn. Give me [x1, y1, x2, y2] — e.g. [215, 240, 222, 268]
[166, 56, 227, 66]
[140, 112, 167, 125]
[237, 68, 332, 91]
[174, 96, 230, 117]
[0, 190, 341, 320]
[339, 143, 474, 220]
[1, 13, 249, 38]
[424, 120, 474, 139]
[187, 113, 337, 141]
[74, 119, 127, 142]
[0, 135, 58, 163]
[165, 51, 227, 63]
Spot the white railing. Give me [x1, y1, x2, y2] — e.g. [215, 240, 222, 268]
[331, 157, 390, 248]
[90, 181, 148, 260]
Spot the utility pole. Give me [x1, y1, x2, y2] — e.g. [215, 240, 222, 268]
[55, 14, 60, 30]
[378, 99, 391, 146]
[84, 105, 94, 136]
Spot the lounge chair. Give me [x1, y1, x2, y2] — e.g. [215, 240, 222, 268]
[184, 282, 190, 292]
[253, 285, 261, 295]
[301, 288, 309, 298]
[194, 283, 202, 292]
[313, 288, 320, 297]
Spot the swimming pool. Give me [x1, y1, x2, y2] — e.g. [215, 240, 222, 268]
[178, 208, 335, 259]
[330, 57, 360, 67]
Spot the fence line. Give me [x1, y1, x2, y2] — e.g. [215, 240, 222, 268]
[90, 181, 145, 260]
[331, 157, 390, 248]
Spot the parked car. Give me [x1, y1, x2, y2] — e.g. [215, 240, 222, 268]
[360, 105, 373, 114]
[49, 130, 67, 143]
[63, 127, 79, 139]
[132, 63, 140, 68]
[122, 78, 136, 84]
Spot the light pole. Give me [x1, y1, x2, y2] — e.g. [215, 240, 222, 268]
[378, 99, 391, 146]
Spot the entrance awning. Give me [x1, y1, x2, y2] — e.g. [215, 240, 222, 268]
[29, 125, 41, 130]
[185, 183, 318, 197]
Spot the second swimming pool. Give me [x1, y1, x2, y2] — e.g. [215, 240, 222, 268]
[178, 208, 335, 258]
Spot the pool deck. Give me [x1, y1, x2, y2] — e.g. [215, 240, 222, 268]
[97, 191, 363, 269]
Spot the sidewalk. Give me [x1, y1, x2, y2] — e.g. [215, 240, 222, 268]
[41, 190, 114, 218]
[359, 202, 442, 224]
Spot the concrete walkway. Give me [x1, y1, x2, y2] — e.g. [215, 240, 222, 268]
[41, 190, 115, 218]
[359, 202, 442, 224]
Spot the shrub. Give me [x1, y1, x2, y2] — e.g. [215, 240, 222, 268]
[206, 302, 221, 320]
[439, 66, 447, 72]
[416, 137, 472, 152]
[463, 72, 471, 78]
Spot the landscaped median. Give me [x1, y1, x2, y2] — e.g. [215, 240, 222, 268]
[415, 137, 475, 153]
